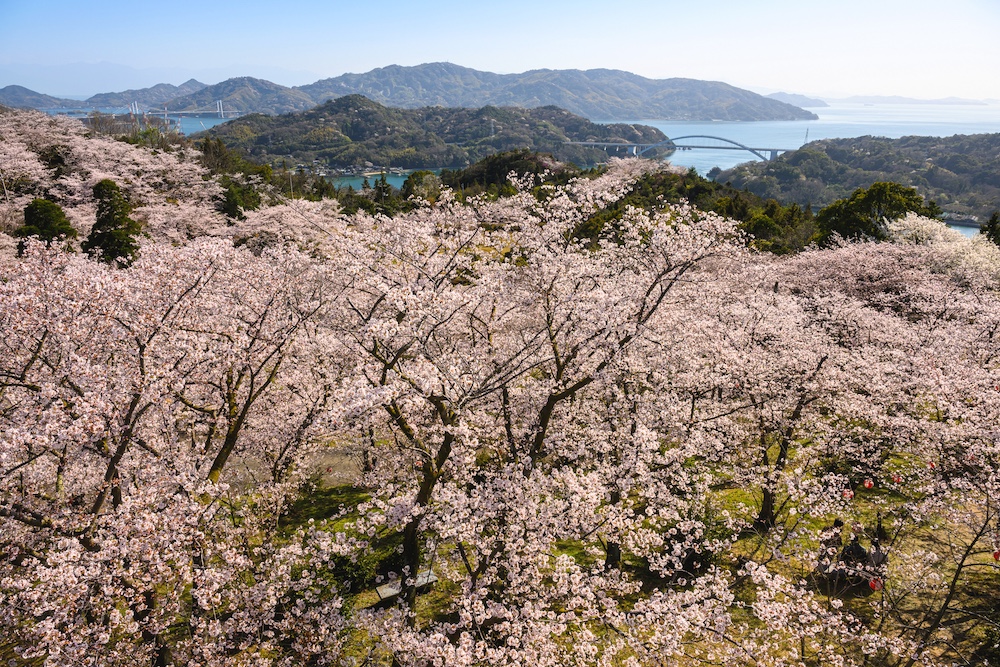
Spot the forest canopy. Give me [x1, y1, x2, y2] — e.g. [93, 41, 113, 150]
[717, 133, 1000, 223]
[196, 95, 669, 169]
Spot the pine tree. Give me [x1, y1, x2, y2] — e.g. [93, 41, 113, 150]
[15, 198, 77, 255]
[82, 179, 145, 266]
[980, 211, 1000, 247]
[816, 181, 942, 244]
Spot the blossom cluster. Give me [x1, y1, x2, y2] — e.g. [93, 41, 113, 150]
[1, 109, 998, 666]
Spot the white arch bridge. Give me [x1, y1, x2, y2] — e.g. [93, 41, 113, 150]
[567, 135, 796, 161]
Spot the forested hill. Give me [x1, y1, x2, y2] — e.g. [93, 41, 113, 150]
[716, 133, 1000, 222]
[165, 77, 316, 115]
[198, 95, 668, 168]
[0, 85, 79, 109]
[296, 63, 818, 121]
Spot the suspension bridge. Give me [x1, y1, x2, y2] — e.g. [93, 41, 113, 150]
[142, 101, 240, 118]
[81, 101, 238, 119]
[567, 135, 797, 161]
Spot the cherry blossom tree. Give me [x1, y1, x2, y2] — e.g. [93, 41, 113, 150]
[0, 239, 356, 666]
[2, 105, 999, 666]
[0, 107, 224, 248]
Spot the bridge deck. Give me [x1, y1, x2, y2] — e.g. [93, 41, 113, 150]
[566, 137, 796, 161]
[566, 141, 795, 152]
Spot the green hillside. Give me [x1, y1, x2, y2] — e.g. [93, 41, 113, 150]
[199, 95, 669, 168]
[717, 133, 1000, 222]
[165, 77, 316, 115]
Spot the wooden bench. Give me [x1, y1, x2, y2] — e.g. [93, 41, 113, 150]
[375, 569, 438, 602]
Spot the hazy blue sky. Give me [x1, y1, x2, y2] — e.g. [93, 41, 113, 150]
[1, 0, 998, 99]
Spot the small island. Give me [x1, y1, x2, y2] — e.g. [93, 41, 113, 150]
[197, 95, 670, 169]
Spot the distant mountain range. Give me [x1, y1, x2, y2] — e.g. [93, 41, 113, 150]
[0, 62, 818, 122]
[294, 63, 818, 121]
[826, 95, 988, 105]
[0, 80, 209, 110]
[766, 92, 829, 108]
[764, 92, 990, 107]
[86, 79, 207, 108]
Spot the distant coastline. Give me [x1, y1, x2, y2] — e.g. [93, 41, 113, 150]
[824, 95, 988, 105]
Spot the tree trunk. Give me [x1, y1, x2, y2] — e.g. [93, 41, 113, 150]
[754, 434, 775, 529]
[605, 489, 622, 569]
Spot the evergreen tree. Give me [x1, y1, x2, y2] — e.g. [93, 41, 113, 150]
[401, 170, 442, 203]
[82, 179, 144, 266]
[15, 198, 77, 255]
[372, 173, 398, 216]
[218, 178, 262, 220]
[816, 181, 942, 244]
[980, 211, 1000, 247]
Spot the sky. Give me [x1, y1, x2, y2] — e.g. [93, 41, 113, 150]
[1, 0, 998, 100]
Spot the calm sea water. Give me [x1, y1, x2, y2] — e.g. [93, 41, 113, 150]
[174, 116, 229, 134]
[330, 173, 413, 191]
[43, 108, 231, 135]
[617, 102, 1000, 174]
